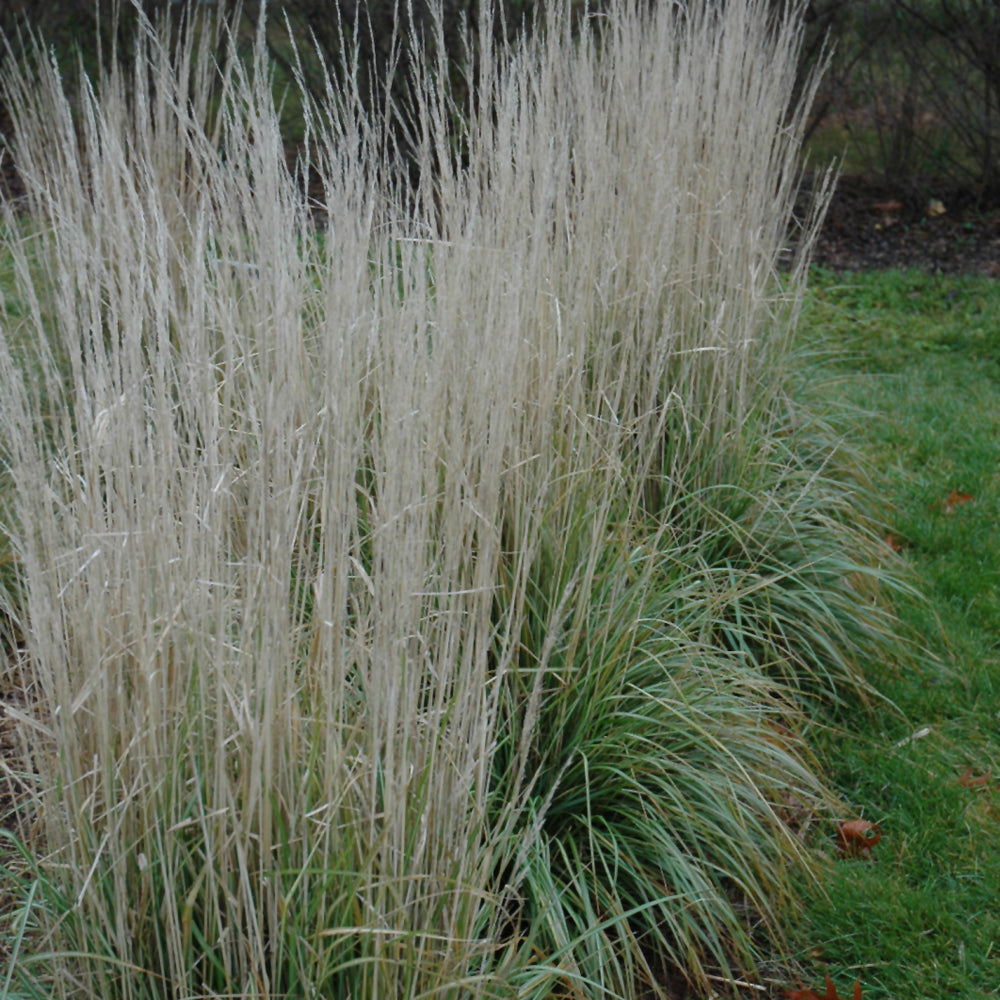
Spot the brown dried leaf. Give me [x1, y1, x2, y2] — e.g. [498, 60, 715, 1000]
[958, 766, 992, 788]
[836, 819, 882, 857]
[786, 975, 863, 1000]
[940, 489, 974, 514]
[884, 533, 905, 552]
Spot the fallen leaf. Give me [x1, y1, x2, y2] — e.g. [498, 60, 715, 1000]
[927, 198, 946, 217]
[786, 974, 863, 1000]
[871, 198, 903, 228]
[884, 533, 904, 552]
[958, 766, 992, 788]
[872, 198, 903, 214]
[786, 986, 821, 1000]
[938, 489, 974, 514]
[836, 819, 882, 857]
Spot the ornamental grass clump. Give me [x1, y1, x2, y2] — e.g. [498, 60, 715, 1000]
[0, 2, 905, 997]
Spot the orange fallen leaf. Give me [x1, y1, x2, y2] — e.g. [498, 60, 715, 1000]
[786, 986, 821, 1000]
[884, 533, 904, 552]
[786, 974, 862, 1000]
[958, 766, 992, 788]
[836, 819, 881, 857]
[939, 489, 974, 514]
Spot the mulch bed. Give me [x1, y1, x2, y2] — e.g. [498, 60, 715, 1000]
[809, 172, 1000, 277]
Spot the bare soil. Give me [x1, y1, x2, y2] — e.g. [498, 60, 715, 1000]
[809, 172, 1000, 276]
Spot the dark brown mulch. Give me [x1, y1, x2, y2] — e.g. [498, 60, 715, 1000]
[808, 172, 1000, 277]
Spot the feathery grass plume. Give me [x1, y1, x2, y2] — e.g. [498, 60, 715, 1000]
[0, 0, 909, 997]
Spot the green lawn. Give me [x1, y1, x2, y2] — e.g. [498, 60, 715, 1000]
[786, 268, 1000, 1000]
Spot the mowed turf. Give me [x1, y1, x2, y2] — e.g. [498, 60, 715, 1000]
[787, 268, 1000, 1000]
